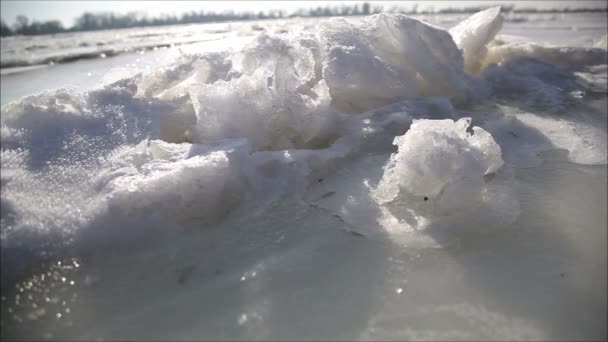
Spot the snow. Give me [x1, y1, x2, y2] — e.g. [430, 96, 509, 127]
[374, 118, 503, 213]
[1, 9, 607, 341]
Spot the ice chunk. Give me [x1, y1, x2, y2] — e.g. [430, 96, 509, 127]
[232, 33, 316, 92]
[449, 6, 504, 73]
[190, 71, 337, 151]
[322, 37, 417, 113]
[136, 52, 233, 99]
[189, 35, 339, 151]
[374, 118, 503, 213]
[98, 134, 362, 227]
[319, 14, 474, 109]
[318, 18, 417, 112]
[100, 139, 254, 224]
[367, 13, 470, 101]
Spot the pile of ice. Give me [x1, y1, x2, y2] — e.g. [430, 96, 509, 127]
[1, 7, 607, 250]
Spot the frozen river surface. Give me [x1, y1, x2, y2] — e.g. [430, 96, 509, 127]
[1, 9, 606, 341]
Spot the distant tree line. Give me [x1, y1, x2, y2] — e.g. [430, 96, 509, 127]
[1, 3, 606, 37]
[2, 15, 64, 36]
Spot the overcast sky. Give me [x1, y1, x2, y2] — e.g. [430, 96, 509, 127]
[2, 1, 607, 27]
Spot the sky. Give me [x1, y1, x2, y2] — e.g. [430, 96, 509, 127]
[2, 1, 607, 27]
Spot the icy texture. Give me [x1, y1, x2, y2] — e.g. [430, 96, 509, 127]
[319, 13, 474, 110]
[449, 6, 503, 73]
[318, 18, 417, 113]
[98, 139, 253, 224]
[2, 9, 606, 245]
[2, 10, 608, 342]
[374, 118, 503, 213]
[190, 35, 337, 150]
[483, 38, 608, 70]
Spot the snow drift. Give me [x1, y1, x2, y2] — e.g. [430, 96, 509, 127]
[1, 7, 606, 251]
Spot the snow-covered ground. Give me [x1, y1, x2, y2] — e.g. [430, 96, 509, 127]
[1, 9, 606, 341]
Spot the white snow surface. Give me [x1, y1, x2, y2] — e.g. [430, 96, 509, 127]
[1, 9, 607, 341]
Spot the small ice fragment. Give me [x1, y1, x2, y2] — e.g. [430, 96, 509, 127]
[450, 6, 503, 73]
[374, 118, 503, 213]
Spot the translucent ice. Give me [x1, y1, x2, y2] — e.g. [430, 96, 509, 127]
[449, 6, 503, 73]
[319, 13, 474, 110]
